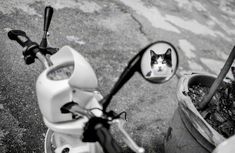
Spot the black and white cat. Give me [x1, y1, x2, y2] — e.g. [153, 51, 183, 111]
[146, 48, 173, 77]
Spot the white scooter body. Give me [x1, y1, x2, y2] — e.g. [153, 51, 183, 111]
[36, 46, 103, 153]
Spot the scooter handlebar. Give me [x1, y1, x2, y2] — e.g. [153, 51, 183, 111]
[8, 30, 41, 65]
[8, 30, 36, 48]
[83, 117, 122, 153]
[95, 124, 122, 153]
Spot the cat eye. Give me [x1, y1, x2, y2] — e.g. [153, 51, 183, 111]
[140, 41, 178, 83]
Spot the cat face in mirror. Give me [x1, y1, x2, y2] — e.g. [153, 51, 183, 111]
[140, 41, 178, 83]
[150, 49, 172, 71]
[146, 49, 173, 77]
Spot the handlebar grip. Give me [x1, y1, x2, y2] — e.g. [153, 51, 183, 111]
[8, 30, 30, 47]
[8, 30, 37, 49]
[95, 124, 122, 153]
[8, 30, 39, 64]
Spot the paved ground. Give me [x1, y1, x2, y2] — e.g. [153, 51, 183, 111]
[0, 0, 235, 153]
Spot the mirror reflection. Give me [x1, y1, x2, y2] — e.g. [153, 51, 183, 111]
[140, 41, 178, 83]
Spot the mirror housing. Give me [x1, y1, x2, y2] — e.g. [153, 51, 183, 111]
[140, 41, 178, 83]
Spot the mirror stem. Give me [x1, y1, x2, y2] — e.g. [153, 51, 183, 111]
[40, 31, 48, 50]
[102, 55, 142, 111]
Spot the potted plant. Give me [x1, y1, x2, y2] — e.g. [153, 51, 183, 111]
[164, 46, 235, 153]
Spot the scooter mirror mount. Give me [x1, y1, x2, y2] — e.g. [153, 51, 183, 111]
[101, 41, 179, 111]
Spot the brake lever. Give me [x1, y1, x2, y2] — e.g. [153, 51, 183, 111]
[112, 119, 145, 153]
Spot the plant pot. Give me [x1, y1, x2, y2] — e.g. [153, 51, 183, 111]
[164, 72, 226, 153]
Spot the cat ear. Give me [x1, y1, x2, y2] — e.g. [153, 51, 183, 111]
[150, 50, 156, 56]
[165, 48, 171, 56]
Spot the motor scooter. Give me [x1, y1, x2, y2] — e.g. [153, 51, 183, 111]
[7, 6, 179, 153]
